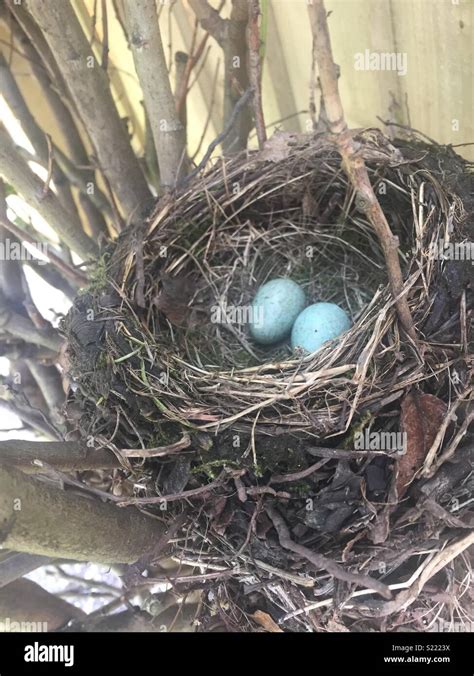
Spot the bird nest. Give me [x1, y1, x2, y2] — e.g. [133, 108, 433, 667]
[64, 130, 473, 631]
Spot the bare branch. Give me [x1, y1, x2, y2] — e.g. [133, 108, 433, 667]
[0, 291, 62, 352]
[247, 0, 266, 149]
[0, 439, 120, 473]
[122, 0, 187, 189]
[0, 463, 164, 563]
[189, 0, 252, 154]
[188, 0, 226, 45]
[4, 12, 110, 235]
[24, 0, 152, 219]
[25, 361, 64, 420]
[0, 53, 81, 220]
[308, 0, 417, 340]
[0, 128, 98, 261]
[0, 578, 86, 629]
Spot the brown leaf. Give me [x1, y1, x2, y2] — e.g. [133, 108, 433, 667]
[251, 610, 283, 633]
[155, 273, 194, 327]
[397, 391, 447, 497]
[259, 131, 301, 162]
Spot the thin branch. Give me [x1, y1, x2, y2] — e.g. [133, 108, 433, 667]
[181, 87, 252, 187]
[5, 13, 110, 236]
[0, 295, 62, 353]
[0, 216, 89, 287]
[247, 0, 266, 149]
[100, 0, 109, 71]
[122, 0, 187, 189]
[0, 439, 120, 473]
[24, 361, 64, 420]
[0, 53, 79, 219]
[307, 0, 416, 341]
[24, 0, 152, 219]
[187, 0, 226, 45]
[174, 51, 189, 146]
[266, 504, 392, 599]
[0, 400, 59, 440]
[189, 0, 252, 154]
[0, 128, 98, 261]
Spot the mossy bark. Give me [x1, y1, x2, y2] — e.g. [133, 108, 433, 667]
[0, 464, 163, 564]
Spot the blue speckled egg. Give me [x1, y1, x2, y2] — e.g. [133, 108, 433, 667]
[291, 302, 351, 354]
[250, 278, 306, 345]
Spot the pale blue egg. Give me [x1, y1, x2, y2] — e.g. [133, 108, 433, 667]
[291, 302, 351, 354]
[250, 278, 306, 345]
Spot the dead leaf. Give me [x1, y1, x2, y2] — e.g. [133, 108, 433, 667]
[259, 131, 301, 162]
[251, 610, 283, 633]
[397, 391, 447, 497]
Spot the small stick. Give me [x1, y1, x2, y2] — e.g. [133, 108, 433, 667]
[266, 504, 392, 599]
[0, 217, 88, 286]
[179, 88, 253, 188]
[247, 0, 267, 150]
[308, 0, 417, 342]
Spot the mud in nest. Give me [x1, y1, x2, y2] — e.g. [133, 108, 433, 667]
[63, 131, 473, 631]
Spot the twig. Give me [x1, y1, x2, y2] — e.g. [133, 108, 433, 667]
[180, 88, 253, 188]
[25, 0, 151, 218]
[266, 504, 392, 599]
[0, 128, 98, 261]
[100, 0, 109, 71]
[122, 0, 187, 189]
[120, 433, 191, 458]
[307, 0, 417, 341]
[247, 0, 266, 149]
[306, 445, 399, 460]
[0, 217, 88, 286]
[118, 474, 225, 506]
[191, 57, 220, 161]
[270, 458, 330, 484]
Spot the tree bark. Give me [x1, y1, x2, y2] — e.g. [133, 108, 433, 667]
[0, 128, 98, 261]
[0, 463, 164, 563]
[0, 439, 120, 474]
[24, 0, 152, 219]
[189, 0, 252, 154]
[122, 0, 187, 189]
[0, 292, 62, 353]
[0, 578, 86, 630]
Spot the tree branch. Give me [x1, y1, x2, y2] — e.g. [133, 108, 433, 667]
[0, 439, 120, 473]
[0, 463, 164, 563]
[0, 128, 98, 261]
[0, 291, 62, 352]
[0, 578, 86, 629]
[0, 53, 79, 216]
[24, 0, 152, 219]
[122, 0, 187, 189]
[4, 11, 110, 235]
[188, 0, 226, 45]
[189, 0, 252, 154]
[308, 0, 416, 341]
[247, 0, 266, 149]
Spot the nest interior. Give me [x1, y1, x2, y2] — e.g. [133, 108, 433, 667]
[64, 131, 473, 631]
